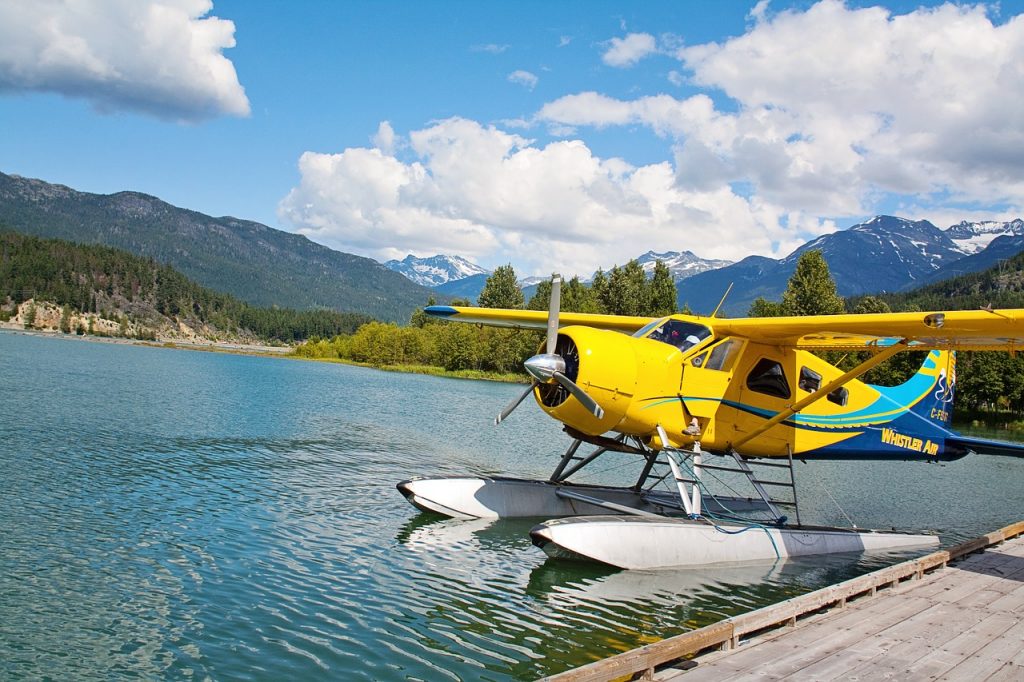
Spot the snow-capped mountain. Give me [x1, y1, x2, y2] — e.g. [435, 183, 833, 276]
[384, 254, 489, 287]
[677, 215, 973, 316]
[945, 219, 1024, 254]
[786, 216, 962, 285]
[390, 215, 1024, 312]
[634, 250, 733, 281]
[517, 276, 547, 288]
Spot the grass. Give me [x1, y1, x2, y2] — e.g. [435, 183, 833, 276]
[290, 354, 529, 383]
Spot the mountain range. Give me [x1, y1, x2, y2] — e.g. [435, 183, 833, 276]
[386, 250, 734, 303]
[387, 217, 1024, 315]
[384, 253, 488, 287]
[676, 216, 1024, 315]
[3, 170, 1023, 322]
[0, 172, 434, 322]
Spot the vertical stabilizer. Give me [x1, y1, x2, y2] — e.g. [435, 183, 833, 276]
[870, 350, 955, 428]
[909, 350, 956, 427]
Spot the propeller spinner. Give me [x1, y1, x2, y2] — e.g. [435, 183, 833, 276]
[495, 275, 605, 424]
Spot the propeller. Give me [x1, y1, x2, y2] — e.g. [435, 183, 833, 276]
[495, 274, 605, 424]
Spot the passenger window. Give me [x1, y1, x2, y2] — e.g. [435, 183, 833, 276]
[828, 387, 849, 406]
[705, 340, 738, 371]
[746, 359, 791, 399]
[799, 367, 822, 393]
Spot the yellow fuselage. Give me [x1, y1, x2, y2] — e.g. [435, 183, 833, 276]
[534, 323, 940, 458]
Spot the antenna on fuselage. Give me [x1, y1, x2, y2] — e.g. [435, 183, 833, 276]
[710, 282, 734, 318]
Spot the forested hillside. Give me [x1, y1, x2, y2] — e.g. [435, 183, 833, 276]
[0, 172, 434, 322]
[868, 249, 1024, 311]
[0, 231, 371, 343]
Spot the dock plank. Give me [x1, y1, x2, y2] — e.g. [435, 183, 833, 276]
[654, 534, 1024, 682]
[901, 611, 1020, 679]
[937, 619, 1024, 680]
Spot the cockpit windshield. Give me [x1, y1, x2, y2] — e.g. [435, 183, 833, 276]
[632, 318, 668, 338]
[640, 319, 712, 352]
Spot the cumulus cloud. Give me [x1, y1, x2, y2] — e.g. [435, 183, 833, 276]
[282, 2, 1024, 278]
[279, 118, 830, 276]
[372, 121, 397, 155]
[0, 0, 249, 121]
[542, 1, 1024, 220]
[507, 70, 538, 90]
[602, 32, 658, 67]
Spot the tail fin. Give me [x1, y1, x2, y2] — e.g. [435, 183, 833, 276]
[871, 350, 955, 428]
[908, 350, 956, 427]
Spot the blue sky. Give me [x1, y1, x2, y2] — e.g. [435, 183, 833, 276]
[2, 0, 1024, 278]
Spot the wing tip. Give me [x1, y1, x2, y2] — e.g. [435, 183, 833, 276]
[425, 305, 459, 318]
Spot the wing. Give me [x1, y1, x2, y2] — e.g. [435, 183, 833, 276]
[424, 305, 655, 333]
[710, 309, 1024, 351]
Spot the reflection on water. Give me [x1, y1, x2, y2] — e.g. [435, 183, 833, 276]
[3, 331, 1024, 680]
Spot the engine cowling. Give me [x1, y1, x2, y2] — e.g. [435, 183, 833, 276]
[533, 326, 639, 435]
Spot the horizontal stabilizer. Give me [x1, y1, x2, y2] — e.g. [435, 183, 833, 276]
[946, 435, 1024, 458]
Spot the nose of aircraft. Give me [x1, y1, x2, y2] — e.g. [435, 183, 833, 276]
[524, 353, 566, 382]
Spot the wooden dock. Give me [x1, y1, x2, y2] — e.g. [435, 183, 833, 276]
[542, 521, 1024, 682]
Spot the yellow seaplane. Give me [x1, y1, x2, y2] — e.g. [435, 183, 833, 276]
[398, 276, 1024, 569]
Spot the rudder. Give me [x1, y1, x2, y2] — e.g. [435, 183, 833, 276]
[909, 350, 955, 427]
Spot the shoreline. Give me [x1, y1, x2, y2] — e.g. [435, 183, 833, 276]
[0, 323, 292, 356]
[0, 324, 527, 382]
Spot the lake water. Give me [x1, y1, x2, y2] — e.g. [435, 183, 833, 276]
[3, 330, 1024, 680]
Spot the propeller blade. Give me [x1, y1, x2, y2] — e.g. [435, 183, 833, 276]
[546, 274, 562, 355]
[495, 381, 538, 425]
[552, 371, 605, 419]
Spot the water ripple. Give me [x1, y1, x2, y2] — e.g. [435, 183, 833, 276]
[4, 332, 1024, 679]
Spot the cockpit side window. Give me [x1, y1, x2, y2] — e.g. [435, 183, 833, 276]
[704, 339, 739, 371]
[644, 320, 712, 352]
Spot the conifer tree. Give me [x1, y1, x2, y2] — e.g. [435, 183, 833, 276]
[781, 250, 844, 316]
[648, 261, 678, 316]
[604, 260, 648, 315]
[477, 265, 524, 309]
[748, 297, 786, 317]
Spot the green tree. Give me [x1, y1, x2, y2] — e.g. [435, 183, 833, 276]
[477, 264, 523, 309]
[648, 261, 678, 316]
[23, 301, 36, 329]
[851, 296, 891, 315]
[603, 260, 648, 315]
[59, 306, 72, 333]
[410, 296, 439, 328]
[563, 276, 599, 313]
[526, 279, 552, 311]
[781, 250, 844, 316]
[590, 269, 608, 313]
[434, 323, 482, 371]
[748, 297, 785, 317]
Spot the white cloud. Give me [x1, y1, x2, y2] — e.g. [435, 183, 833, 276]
[602, 32, 658, 67]
[372, 121, 397, 155]
[278, 118, 830, 276]
[0, 0, 249, 121]
[282, 2, 1024, 279]
[508, 70, 538, 90]
[471, 43, 508, 54]
[558, 35, 572, 48]
[747, 0, 771, 23]
[540, 1, 1024, 219]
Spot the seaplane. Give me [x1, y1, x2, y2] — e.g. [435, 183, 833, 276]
[398, 276, 1024, 570]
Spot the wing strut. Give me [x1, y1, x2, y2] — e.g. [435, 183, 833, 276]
[731, 340, 909, 451]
